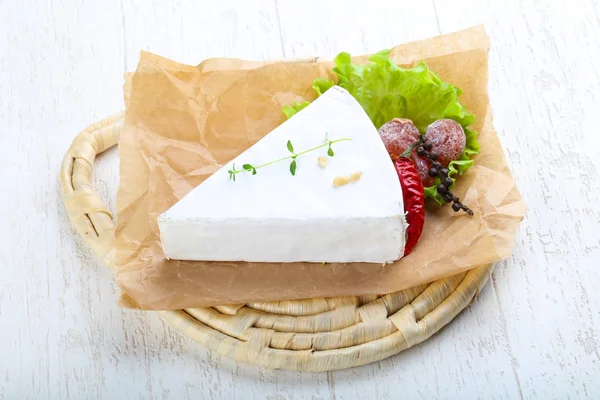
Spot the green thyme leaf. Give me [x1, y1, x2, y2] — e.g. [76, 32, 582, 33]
[290, 159, 297, 176]
[287, 140, 294, 153]
[242, 164, 254, 171]
[327, 147, 334, 157]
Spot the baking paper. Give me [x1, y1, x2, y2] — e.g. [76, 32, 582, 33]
[115, 26, 524, 309]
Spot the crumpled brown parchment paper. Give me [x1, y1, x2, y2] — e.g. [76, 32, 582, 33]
[115, 25, 525, 310]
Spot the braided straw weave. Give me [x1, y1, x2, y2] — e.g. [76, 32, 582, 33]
[60, 111, 494, 371]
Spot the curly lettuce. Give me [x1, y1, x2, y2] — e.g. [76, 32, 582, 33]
[282, 100, 310, 119]
[282, 50, 479, 204]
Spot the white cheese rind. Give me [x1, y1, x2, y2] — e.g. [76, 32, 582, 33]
[159, 217, 405, 263]
[158, 86, 406, 263]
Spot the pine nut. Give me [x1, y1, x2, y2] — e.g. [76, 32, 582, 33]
[349, 172, 362, 182]
[317, 156, 328, 168]
[333, 176, 350, 187]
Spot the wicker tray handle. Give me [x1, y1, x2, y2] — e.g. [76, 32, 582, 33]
[61, 112, 123, 268]
[60, 112, 494, 371]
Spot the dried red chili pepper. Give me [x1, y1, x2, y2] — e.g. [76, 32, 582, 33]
[395, 157, 425, 256]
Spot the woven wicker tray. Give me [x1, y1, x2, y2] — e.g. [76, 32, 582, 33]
[60, 112, 493, 371]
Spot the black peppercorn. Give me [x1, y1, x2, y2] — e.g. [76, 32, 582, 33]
[430, 152, 439, 160]
[452, 202, 461, 212]
[437, 184, 448, 194]
[440, 168, 449, 177]
[417, 146, 425, 156]
[443, 193, 453, 203]
[424, 143, 433, 151]
[428, 168, 439, 177]
[444, 177, 453, 187]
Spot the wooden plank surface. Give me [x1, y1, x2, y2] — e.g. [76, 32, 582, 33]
[0, 0, 598, 398]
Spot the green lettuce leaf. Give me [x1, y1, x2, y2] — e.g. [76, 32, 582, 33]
[313, 78, 334, 95]
[281, 100, 310, 119]
[281, 49, 479, 205]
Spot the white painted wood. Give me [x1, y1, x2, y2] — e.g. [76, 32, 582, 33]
[1, 0, 598, 399]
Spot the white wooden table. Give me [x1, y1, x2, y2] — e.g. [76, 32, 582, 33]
[1, 0, 599, 398]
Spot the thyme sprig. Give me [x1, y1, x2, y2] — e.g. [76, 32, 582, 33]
[228, 133, 351, 181]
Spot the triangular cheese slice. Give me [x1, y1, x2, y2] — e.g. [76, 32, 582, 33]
[158, 86, 406, 263]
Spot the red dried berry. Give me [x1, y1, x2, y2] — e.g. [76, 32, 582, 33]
[425, 119, 466, 167]
[378, 118, 420, 160]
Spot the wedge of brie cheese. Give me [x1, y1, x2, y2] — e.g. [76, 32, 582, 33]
[158, 86, 406, 263]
